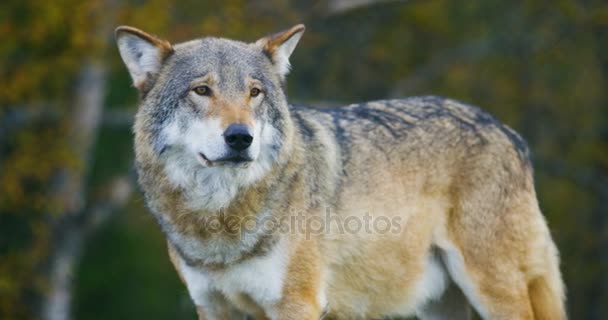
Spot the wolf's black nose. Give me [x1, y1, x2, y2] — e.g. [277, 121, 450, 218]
[224, 124, 253, 151]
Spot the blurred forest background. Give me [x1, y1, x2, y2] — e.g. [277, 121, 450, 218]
[1, 0, 607, 319]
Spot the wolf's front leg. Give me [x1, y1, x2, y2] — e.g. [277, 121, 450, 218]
[167, 242, 246, 319]
[271, 301, 324, 320]
[269, 239, 325, 320]
[194, 290, 249, 320]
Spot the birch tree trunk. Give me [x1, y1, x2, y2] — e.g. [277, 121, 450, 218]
[42, 1, 120, 317]
[41, 61, 107, 320]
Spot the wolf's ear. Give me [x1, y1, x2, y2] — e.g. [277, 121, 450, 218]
[115, 26, 173, 93]
[256, 24, 305, 79]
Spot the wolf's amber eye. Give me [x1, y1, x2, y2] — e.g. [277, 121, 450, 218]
[250, 88, 262, 97]
[193, 85, 211, 96]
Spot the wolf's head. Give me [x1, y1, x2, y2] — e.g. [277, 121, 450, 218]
[116, 25, 304, 210]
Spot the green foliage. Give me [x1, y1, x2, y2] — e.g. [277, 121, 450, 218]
[0, 2, 105, 318]
[0, 1, 103, 106]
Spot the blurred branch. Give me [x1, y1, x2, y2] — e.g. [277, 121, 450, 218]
[101, 108, 136, 127]
[0, 106, 135, 136]
[327, 0, 403, 15]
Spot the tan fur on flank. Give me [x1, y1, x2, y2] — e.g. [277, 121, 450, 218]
[116, 24, 566, 320]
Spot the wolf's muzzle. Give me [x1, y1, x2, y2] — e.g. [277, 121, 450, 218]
[223, 124, 253, 151]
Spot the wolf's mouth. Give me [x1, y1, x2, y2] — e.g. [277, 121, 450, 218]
[197, 152, 252, 167]
[197, 153, 213, 166]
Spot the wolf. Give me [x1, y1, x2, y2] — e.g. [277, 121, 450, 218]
[115, 24, 566, 319]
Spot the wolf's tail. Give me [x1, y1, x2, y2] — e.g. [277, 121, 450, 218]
[528, 250, 567, 320]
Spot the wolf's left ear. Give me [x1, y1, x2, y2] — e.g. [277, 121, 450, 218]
[256, 24, 305, 79]
[115, 26, 174, 93]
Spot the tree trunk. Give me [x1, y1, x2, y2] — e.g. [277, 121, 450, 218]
[41, 61, 107, 320]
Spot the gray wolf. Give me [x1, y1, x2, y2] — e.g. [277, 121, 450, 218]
[115, 24, 566, 319]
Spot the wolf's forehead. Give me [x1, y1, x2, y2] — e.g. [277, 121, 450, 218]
[169, 38, 270, 86]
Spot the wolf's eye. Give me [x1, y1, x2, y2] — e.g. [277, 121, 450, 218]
[250, 87, 262, 97]
[193, 85, 211, 96]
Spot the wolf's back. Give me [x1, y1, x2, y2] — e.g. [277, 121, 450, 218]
[292, 95, 530, 172]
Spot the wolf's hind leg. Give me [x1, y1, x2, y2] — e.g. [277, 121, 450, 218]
[416, 282, 471, 320]
[437, 242, 535, 320]
[437, 197, 565, 319]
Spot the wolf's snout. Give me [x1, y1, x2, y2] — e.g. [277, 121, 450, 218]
[224, 124, 253, 151]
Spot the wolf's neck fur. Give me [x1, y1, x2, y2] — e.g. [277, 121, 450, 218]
[136, 114, 310, 268]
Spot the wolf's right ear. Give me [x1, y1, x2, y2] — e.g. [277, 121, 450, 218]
[115, 26, 173, 93]
[256, 24, 305, 80]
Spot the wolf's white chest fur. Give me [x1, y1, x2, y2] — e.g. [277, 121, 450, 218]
[178, 239, 289, 311]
